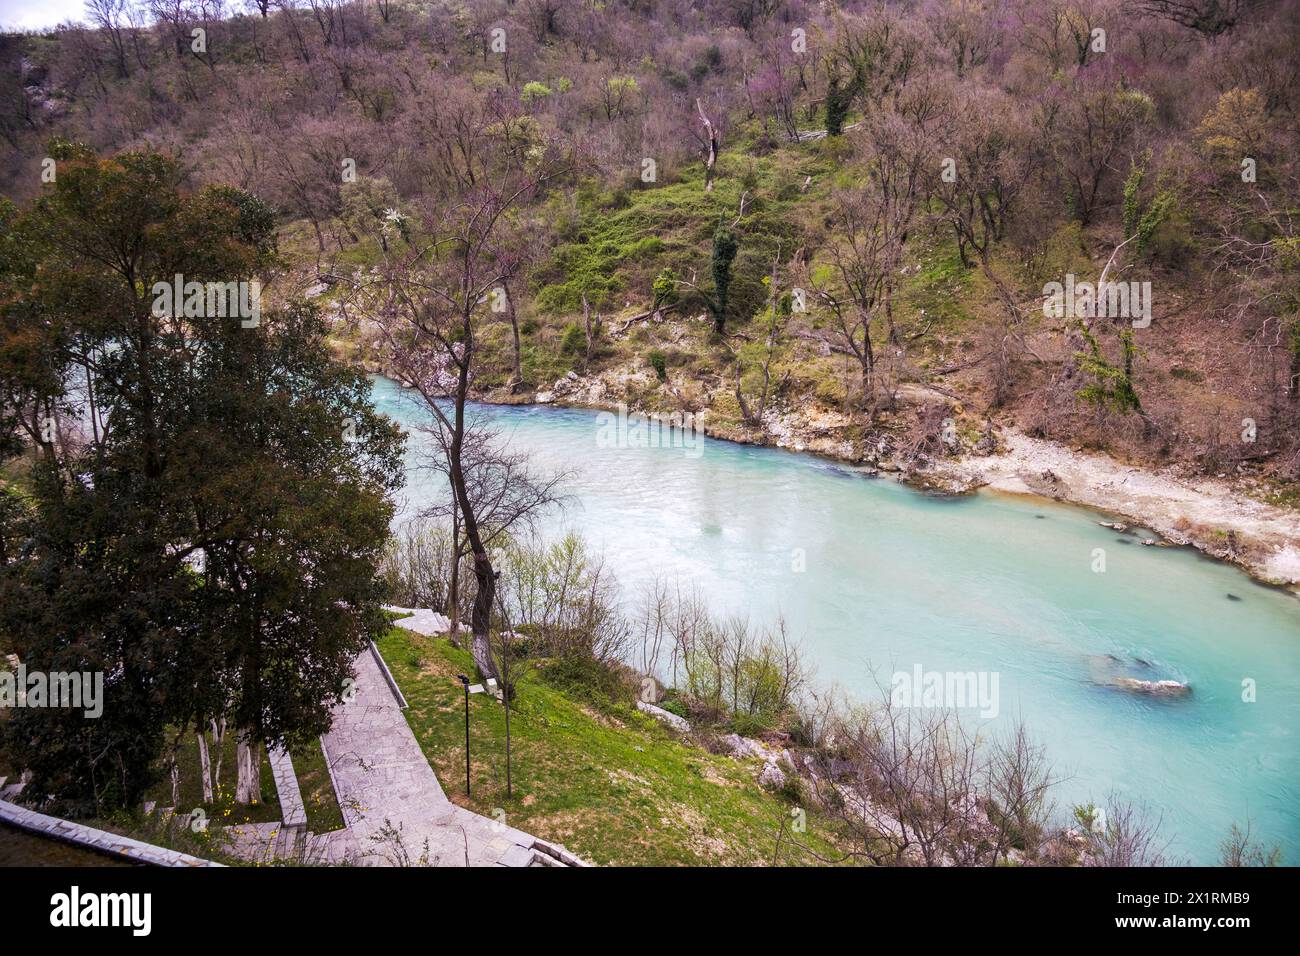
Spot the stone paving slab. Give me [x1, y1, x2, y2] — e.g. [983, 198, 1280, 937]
[218, 612, 588, 867]
[268, 745, 307, 829]
[384, 606, 452, 636]
[313, 642, 562, 866]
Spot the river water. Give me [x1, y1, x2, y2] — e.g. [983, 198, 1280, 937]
[371, 376, 1300, 864]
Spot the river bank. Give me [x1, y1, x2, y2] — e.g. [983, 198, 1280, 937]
[359, 336, 1300, 594]
[370, 371, 1300, 863]
[928, 431, 1300, 594]
[504, 368, 1300, 595]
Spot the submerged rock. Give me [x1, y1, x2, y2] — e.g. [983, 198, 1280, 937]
[1113, 677, 1191, 697]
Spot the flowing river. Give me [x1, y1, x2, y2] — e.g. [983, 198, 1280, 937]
[371, 375, 1300, 864]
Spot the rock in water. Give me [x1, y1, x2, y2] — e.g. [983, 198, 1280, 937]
[1113, 677, 1191, 697]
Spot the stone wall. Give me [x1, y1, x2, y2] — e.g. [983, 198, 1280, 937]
[0, 796, 222, 867]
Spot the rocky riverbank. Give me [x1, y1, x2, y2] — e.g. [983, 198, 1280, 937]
[928, 430, 1300, 593]
[496, 364, 1300, 593]
[360, 343, 1300, 596]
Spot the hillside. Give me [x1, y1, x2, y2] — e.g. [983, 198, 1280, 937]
[3, 0, 1298, 512]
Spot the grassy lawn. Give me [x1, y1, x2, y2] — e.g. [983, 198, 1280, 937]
[144, 731, 281, 826]
[291, 737, 345, 833]
[378, 625, 848, 866]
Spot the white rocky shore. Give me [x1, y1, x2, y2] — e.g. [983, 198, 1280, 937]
[927, 429, 1300, 593]
[379, 335, 1300, 598]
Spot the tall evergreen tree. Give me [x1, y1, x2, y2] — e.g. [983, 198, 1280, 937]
[0, 144, 403, 811]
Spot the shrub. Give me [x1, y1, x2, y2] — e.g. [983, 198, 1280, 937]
[777, 770, 806, 805]
[647, 349, 667, 381]
[652, 268, 678, 310]
[730, 711, 773, 737]
[540, 654, 634, 709]
[521, 81, 552, 103]
[560, 322, 584, 354]
[380, 521, 461, 614]
[658, 698, 688, 719]
[498, 533, 631, 664]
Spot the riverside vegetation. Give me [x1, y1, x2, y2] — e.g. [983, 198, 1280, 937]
[0, 0, 1297, 865]
[379, 526, 1284, 866]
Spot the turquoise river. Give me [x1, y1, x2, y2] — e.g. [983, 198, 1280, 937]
[371, 375, 1300, 864]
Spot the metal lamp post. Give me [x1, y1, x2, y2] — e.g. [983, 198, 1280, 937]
[456, 674, 471, 797]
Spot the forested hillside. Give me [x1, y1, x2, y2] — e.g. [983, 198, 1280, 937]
[3, 0, 1299, 489]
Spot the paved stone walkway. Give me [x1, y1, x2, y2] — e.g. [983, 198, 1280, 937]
[228, 618, 586, 867]
[384, 606, 452, 637]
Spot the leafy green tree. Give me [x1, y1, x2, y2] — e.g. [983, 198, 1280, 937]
[0, 144, 403, 811]
[1075, 323, 1141, 415]
[825, 73, 855, 136]
[709, 227, 740, 334]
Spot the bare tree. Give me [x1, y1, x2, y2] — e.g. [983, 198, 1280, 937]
[349, 158, 565, 678]
[934, 91, 1036, 405]
[695, 97, 720, 192]
[795, 675, 1058, 866]
[416, 417, 568, 637]
[733, 250, 789, 426]
[1075, 795, 1175, 866]
[1218, 819, 1283, 866]
[811, 119, 925, 405]
[1137, 0, 1260, 35]
[85, 0, 131, 78]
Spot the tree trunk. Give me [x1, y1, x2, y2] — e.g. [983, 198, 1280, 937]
[696, 98, 718, 192]
[505, 279, 523, 391]
[449, 346, 499, 680]
[468, 549, 497, 680]
[210, 718, 226, 792]
[447, 486, 462, 645]
[196, 731, 213, 803]
[582, 293, 602, 364]
[235, 737, 262, 805]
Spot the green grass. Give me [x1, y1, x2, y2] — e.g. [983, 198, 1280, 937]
[291, 736, 345, 833]
[144, 731, 281, 826]
[377, 625, 848, 866]
[1261, 480, 1300, 511]
[897, 234, 976, 340]
[533, 143, 830, 319]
